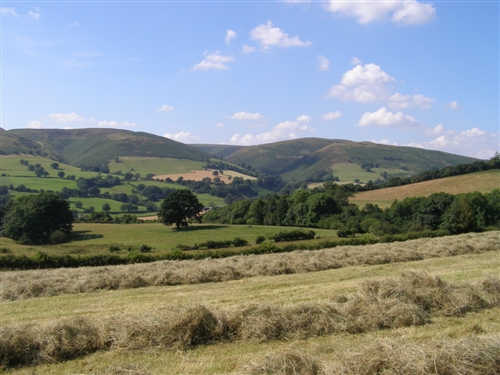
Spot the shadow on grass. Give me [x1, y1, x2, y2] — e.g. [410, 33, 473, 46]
[172, 225, 228, 232]
[71, 230, 104, 241]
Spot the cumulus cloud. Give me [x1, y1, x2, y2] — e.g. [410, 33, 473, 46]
[325, 0, 436, 25]
[230, 120, 313, 145]
[164, 131, 200, 142]
[225, 29, 237, 44]
[424, 124, 451, 136]
[97, 121, 136, 128]
[322, 111, 342, 121]
[350, 56, 362, 65]
[447, 101, 460, 109]
[192, 51, 234, 71]
[230, 111, 263, 120]
[29, 6, 42, 19]
[297, 115, 312, 123]
[250, 21, 311, 49]
[318, 55, 330, 71]
[357, 107, 422, 128]
[47, 112, 85, 123]
[215, 123, 225, 128]
[328, 63, 395, 102]
[1, 8, 17, 16]
[242, 45, 256, 53]
[371, 138, 397, 146]
[157, 105, 174, 112]
[26, 121, 44, 128]
[388, 93, 435, 109]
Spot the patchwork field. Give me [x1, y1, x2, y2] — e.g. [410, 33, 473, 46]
[108, 157, 206, 176]
[351, 169, 500, 208]
[1, 231, 499, 374]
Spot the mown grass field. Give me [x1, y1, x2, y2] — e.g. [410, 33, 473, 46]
[331, 162, 410, 183]
[0, 223, 338, 255]
[108, 157, 206, 176]
[1, 232, 499, 374]
[351, 169, 500, 208]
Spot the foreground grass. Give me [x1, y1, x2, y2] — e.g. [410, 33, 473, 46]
[351, 169, 500, 208]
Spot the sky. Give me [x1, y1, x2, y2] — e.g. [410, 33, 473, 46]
[1, 0, 498, 159]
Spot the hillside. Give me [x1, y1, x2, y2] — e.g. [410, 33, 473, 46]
[350, 169, 500, 208]
[190, 144, 247, 158]
[0, 127, 42, 155]
[8, 128, 210, 167]
[211, 138, 477, 183]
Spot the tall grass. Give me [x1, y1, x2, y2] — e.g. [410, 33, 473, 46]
[1, 273, 499, 368]
[1, 231, 499, 301]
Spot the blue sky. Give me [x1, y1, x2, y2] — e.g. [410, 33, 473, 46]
[1, 0, 498, 158]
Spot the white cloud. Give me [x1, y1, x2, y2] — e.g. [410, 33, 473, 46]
[192, 51, 234, 71]
[47, 112, 85, 123]
[242, 45, 256, 53]
[29, 6, 42, 19]
[284, 0, 312, 3]
[1, 8, 17, 16]
[250, 21, 311, 49]
[322, 111, 342, 121]
[230, 119, 314, 145]
[164, 131, 200, 142]
[97, 121, 136, 128]
[26, 121, 44, 128]
[225, 30, 237, 44]
[357, 107, 422, 128]
[215, 123, 224, 128]
[328, 63, 395, 102]
[69, 22, 79, 28]
[325, 0, 436, 25]
[230, 111, 263, 120]
[372, 138, 397, 146]
[318, 55, 330, 71]
[230, 133, 256, 145]
[447, 101, 460, 109]
[157, 104, 174, 112]
[460, 128, 486, 138]
[350, 56, 362, 65]
[424, 124, 451, 136]
[388, 93, 435, 109]
[297, 115, 312, 123]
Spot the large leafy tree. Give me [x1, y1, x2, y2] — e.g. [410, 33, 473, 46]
[1, 192, 74, 244]
[158, 189, 203, 229]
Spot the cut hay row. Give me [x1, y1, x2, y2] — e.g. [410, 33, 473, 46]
[243, 335, 500, 375]
[1, 273, 499, 368]
[1, 231, 499, 301]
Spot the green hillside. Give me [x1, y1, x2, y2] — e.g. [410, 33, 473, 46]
[220, 138, 477, 183]
[8, 128, 210, 167]
[190, 144, 247, 158]
[0, 127, 43, 155]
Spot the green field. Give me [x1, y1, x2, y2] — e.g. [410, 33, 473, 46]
[1, 232, 499, 374]
[0, 222, 338, 255]
[351, 169, 500, 208]
[108, 157, 205, 176]
[331, 162, 408, 183]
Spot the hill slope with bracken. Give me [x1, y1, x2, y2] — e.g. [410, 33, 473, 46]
[8, 128, 211, 167]
[194, 138, 478, 183]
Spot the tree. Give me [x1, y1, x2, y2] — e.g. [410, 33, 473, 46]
[158, 189, 203, 228]
[57, 171, 65, 179]
[1, 192, 73, 244]
[74, 201, 83, 209]
[50, 162, 59, 169]
[102, 203, 111, 212]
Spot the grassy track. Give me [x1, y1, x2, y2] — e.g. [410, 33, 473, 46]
[1, 232, 499, 374]
[351, 169, 500, 208]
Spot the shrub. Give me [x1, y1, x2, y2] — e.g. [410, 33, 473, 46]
[108, 245, 121, 253]
[232, 237, 249, 247]
[270, 229, 316, 242]
[139, 244, 152, 253]
[255, 235, 266, 245]
[0, 247, 12, 254]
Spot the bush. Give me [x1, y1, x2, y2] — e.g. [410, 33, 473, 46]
[255, 235, 266, 245]
[108, 245, 121, 253]
[270, 229, 316, 242]
[139, 244, 152, 253]
[232, 237, 249, 247]
[50, 230, 70, 244]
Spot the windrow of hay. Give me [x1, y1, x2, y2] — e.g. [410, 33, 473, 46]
[1, 273, 499, 368]
[242, 335, 500, 375]
[1, 231, 499, 301]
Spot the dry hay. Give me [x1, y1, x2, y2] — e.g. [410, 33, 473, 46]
[242, 335, 500, 375]
[1, 231, 499, 301]
[1, 273, 499, 369]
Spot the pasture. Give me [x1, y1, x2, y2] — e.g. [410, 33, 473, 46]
[0, 232, 499, 374]
[331, 162, 410, 183]
[108, 157, 205, 176]
[351, 169, 500, 208]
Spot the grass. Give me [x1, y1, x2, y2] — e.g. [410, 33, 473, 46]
[331, 162, 409, 183]
[351, 169, 500, 207]
[108, 157, 205, 176]
[0, 223, 338, 255]
[1, 243, 499, 373]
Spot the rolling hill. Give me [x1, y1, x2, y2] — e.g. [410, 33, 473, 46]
[7, 128, 210, 167]
[0, 127, 43, 155]
[193, 138, 478, 183]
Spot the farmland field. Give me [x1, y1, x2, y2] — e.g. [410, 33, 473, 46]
[351, 169, 500, 208]
[331, 162, 410, 183]
[108, 157, 206, 175]
[1, 231, 499, 374]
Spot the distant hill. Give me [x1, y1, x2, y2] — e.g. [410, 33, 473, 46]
[8, 128, 210, 167]
[190, 144, 247, 158]
[196, 138, 478, 183]
[350, 169, 500, 208]
[0, 128, 42, 155]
